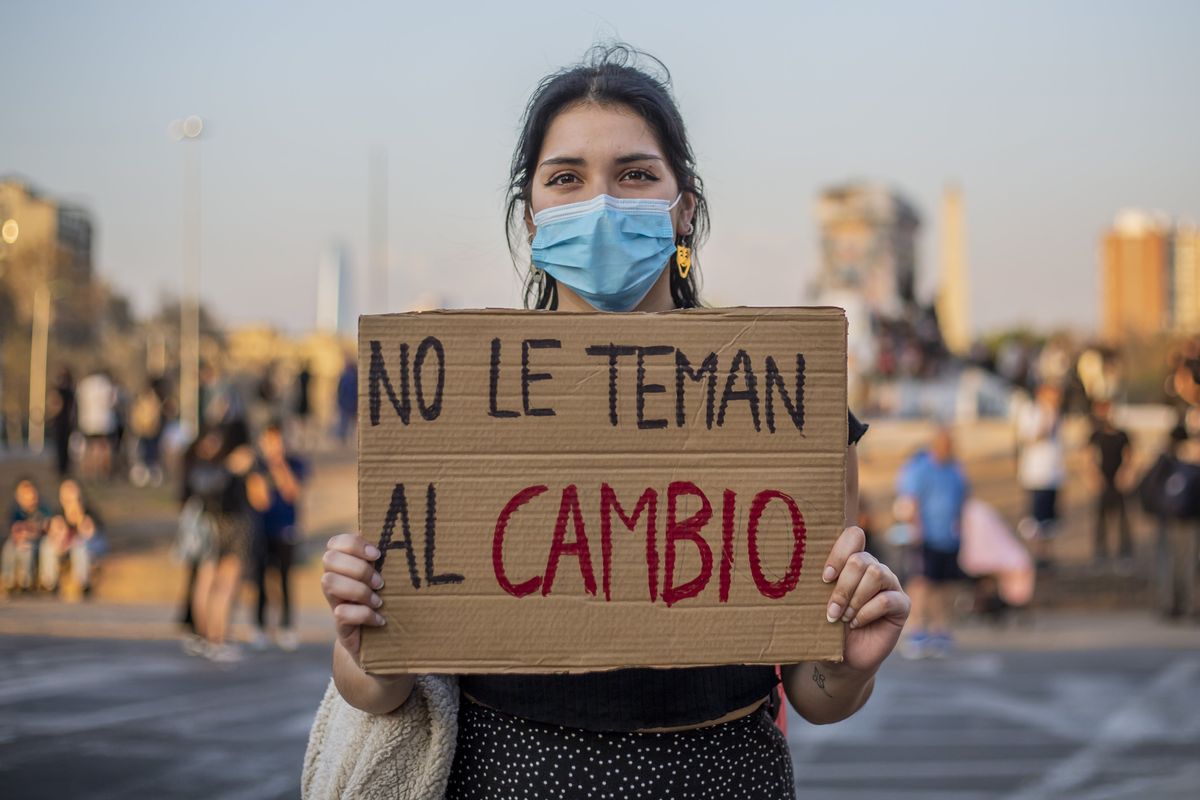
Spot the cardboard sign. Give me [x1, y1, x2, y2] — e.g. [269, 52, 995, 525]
[358, 307, 847, 674]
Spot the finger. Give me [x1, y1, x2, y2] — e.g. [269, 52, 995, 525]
[826, 550, 877, 623]
[334, 602, 386, 629]
[848, 589, 911, 630]
[321, 572, 383, 610]
[327, 533, 381, 562]
[323, 549, 383, 588]
[843, 561, 900, 626]
[822, 526, 867, 584]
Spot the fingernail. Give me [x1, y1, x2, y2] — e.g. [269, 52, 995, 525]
[374, 613, 385, 625]
[849, 618, 860, 629]
[365, 545, 381, 560]
[371, 594, 383, 608]
[841, 607, 854, 623]
[822, 566, 836, 583]
[826, 602, 843, 623]
[371, 572, 383, 589]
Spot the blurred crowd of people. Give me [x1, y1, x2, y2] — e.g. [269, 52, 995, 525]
[2, 476, 106, 597]
[0, 354, 362, 663]
[870, 338, 1200, 659]
[177, 418, 308, 663]
[38, 354, 357, 487]
[7, 328, 1195, 666]
[168, 360, 329, 662]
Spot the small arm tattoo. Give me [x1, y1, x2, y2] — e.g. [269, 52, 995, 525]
[812, 665, 833, 698]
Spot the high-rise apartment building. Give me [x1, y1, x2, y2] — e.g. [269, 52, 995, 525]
[1099, 212, 1200, 340]
[1173, 224, 1200, 334]
[1100, 211, 1172, 341]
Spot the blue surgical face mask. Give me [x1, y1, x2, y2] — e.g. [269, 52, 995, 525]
[531, 193, 681, 312]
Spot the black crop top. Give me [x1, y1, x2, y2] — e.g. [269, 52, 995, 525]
[461, 410, 869, 732]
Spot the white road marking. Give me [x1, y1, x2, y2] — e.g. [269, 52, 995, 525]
[1002, 658, 1200, 800]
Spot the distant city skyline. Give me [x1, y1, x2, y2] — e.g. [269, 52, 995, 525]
[3, 1, 1198, 336]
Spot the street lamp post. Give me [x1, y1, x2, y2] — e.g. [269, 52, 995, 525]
[0, 216, 17, 449]
[170, 115, 204, 437]
[28, 278, 50, 455]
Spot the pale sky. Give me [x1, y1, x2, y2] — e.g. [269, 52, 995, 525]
[3, 0, 1198, 336]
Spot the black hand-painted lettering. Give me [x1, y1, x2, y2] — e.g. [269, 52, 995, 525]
[636, 345, 673, 430]
[716, 349, 761, 431]
[585, 344, 638, 426]
[412, 337, 445, 421]
[521, 338, 561, 417]
[764, 354, 805, 433]
[375, 483, 421, 589]
[423, 483, 463, 585]
[675, 349, 719, 429]
[368, 340, 411, 425]
[488, 338, 519, 418]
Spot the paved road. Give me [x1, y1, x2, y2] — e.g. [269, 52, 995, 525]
[2, 634, 1198, 799]
[0, 636, 330, 800]
[789, 649, 1200, 799]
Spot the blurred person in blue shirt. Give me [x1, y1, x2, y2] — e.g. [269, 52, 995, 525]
[899, 428, 969, 658]
[886, 448, 929, 587]
[335, 357, 357, 446]
[250, 421, 308, 651]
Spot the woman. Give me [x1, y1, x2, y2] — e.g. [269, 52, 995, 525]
[319, 45, 908, 797]
[129, 380, 165, 488]
[1016, 382, 1066, 567]
[182, 420, 267, 662]
[3, 478, 51, 593]
[40, 479, 106, 594]
[250, 421, 307, 651]
[48, 367, 76, 479]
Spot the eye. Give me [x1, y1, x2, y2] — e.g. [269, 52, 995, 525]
[546, 172, 580, 186]
[620, 168, 658, 182]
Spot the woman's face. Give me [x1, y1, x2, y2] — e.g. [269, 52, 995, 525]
[527, 102, 696, 311]
[15, 481, 38, 510]
[197, 431, 223, 460]
[59, 480, 81, 507]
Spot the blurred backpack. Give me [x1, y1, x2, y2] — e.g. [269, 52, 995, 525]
[1138, 453, 1200, 519]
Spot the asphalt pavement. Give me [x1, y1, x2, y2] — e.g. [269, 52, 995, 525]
[789, 646, 1200, 799]
[2, 626, 1198, 799]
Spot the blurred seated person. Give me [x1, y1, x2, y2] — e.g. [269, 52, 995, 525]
[2, 478, 52, 593]
[1159, 344, 1200, 618]
[40, 479, 106, 595]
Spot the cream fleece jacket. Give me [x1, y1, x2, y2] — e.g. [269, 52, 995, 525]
[302, 675, 459, 800]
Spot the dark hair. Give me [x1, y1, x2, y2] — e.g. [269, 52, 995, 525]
[219, 419, 251, 457]
[505, 44, 709, 310]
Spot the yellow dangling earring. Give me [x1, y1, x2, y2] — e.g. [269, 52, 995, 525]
[676, 223, 694, 279]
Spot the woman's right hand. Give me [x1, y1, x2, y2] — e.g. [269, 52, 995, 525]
[321, 533, 386, 659]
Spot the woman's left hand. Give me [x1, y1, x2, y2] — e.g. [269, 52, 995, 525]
[822, 526, 909, 675]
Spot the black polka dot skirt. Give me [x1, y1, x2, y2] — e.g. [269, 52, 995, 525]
[445, 698, 795, 799]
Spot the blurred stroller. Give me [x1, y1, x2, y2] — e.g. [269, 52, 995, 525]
[959, 498, 1036, 622]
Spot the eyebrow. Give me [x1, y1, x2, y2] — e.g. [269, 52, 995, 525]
[538, 153, 664, 168]
[615, 152, 663, 164]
